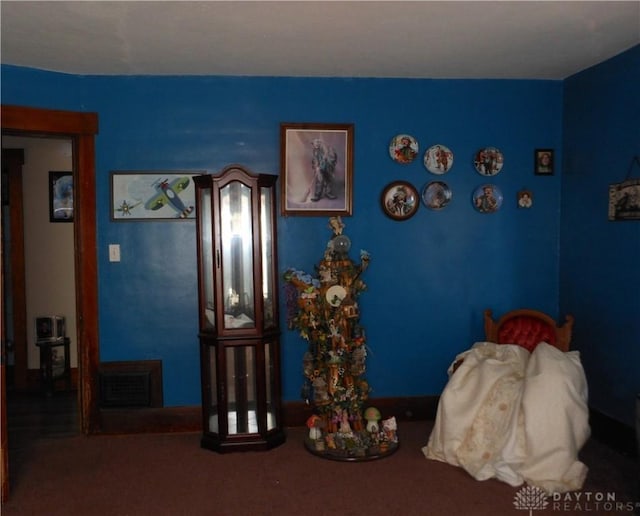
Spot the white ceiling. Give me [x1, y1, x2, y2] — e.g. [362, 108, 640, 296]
[1, 1, 639, 80]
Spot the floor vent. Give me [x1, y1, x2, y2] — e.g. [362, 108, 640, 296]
[100, 371, 151, 407]
[99, 360, 163, 408]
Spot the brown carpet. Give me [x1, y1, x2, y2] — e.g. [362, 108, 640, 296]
[3, 421, 638, 516]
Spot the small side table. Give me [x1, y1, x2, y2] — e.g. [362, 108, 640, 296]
[36, 337, 71, 396]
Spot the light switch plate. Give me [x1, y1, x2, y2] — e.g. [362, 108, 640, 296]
[108, 244, 121, 262]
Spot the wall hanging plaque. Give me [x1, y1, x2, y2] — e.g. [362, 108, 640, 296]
[389, 134, 419, 164]
[474, 147, 504, 176]
[422, 181, 452, 210]
[472, 184, 503, 213]
[424, 144, 454, 174]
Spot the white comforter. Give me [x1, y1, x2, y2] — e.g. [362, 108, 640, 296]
[423, 341, 590, 494]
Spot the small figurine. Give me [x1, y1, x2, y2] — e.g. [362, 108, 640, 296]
[312, 376, 329, 403]
[382, 416, 398, 443]
[329, 216, 345, 235]
[364, 406, 381, 433]
[338, 408, 353, 435]
[351, 346, 367, 376]
[307, 414, 322, 440]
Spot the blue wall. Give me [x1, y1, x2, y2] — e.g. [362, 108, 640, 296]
[561, 45, 640, 427]
[2, 65, 567, 408]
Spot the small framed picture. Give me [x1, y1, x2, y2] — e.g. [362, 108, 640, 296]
[381, 181, 419, 220]
[535, 149, 554, 175]
[49, 171, 73, 222]
[280, 122, 354, 216]
[517, 189, 533, 209]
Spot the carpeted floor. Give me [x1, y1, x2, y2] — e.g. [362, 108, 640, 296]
[3, 417, 638, 516]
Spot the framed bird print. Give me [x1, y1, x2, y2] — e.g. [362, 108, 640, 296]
[110, 171, 203, 221]
[280, 123, 354, 216]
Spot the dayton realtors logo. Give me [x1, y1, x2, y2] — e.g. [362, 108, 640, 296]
[513, 485, 638, 514]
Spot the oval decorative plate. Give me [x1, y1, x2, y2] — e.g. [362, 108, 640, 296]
[424, 144, 454, 174]
[389, 134, 419, 164]
[422, 181, 452, 210]
[473, 147, 504, 176]
[472, 184, 503, 213]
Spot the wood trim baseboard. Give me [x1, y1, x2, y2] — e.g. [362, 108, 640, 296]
[97, 395, 439, 435]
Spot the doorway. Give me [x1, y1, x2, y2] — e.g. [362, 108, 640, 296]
[2, 137, 80, 450]
[1, 105, 99, 503]
[2, 137, 77, 393]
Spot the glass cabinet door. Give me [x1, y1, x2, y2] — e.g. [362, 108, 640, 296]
[198, 188, 215, 331]
[225, 345, 257, 434]
[265, 341, 277, 431]
[208, 347, 219, 433]
[220, 182, 255, 330]
[260, 187, 276, 328]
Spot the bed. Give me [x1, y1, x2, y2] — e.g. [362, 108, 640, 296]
[423, 308, 590, 494]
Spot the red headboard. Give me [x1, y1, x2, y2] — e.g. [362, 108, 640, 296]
[484, 308, 574, 352]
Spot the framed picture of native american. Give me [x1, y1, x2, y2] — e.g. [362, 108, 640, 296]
[280, 123, 354, 216]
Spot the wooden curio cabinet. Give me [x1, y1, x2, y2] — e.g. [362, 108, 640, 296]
[194, 165, 285, 452]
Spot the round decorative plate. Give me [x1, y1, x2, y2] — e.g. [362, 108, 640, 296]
[422, 181, 452, 210]
[325, 285, 347, 307]
[389, 134, 419, 164]
[473, 147, 504, 176]
[424, 144, 454, 174]
[381, 181, 420, 221]
[472, 184, 503, 213]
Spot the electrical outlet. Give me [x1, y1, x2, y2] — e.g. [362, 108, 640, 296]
[108, 244, 121, 262]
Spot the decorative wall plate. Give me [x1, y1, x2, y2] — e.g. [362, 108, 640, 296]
[381, 181, 419, 220]
[422, 181, 452, 210]
[424, 144, 454, 174]
[472, 184, 503, 213]
[473, 147, 504, 176]
[325, 285, 347, 307]
[389, 134, 419, 164]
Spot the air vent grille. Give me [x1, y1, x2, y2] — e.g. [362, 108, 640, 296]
[100, 371, 151, 407]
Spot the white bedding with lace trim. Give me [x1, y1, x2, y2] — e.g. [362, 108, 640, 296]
[422, 341, 590, 494]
